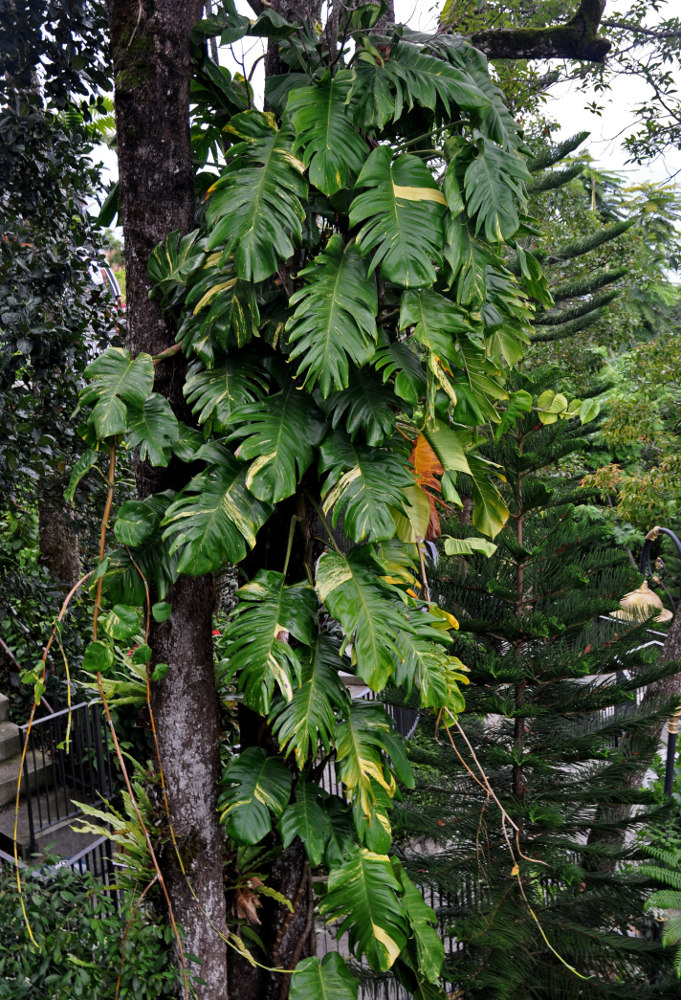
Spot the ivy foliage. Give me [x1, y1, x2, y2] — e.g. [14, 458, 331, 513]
[72, 5, 568, 996]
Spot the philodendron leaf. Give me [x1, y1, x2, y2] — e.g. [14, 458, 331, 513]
[319, 432, 412, 544]
[579, 398, 600, 424]
[391, 858, 444, 985]
[286, 235, 378, 396]
[537, 388, 568, 424]
[349, 147, 447, 288]
[205, 111, 307, 282]
[222, 569, 317, 714]
[270, 633, 350, 767]
[162, 446, 272, 575]
[82, 640, 114, 675]
[289, 953, 358, 1000]
[287, 70, 368, 196]
[315, 547, 406, 690]
[80, 348, 154, 439]
[319, 848, 408, 972]
[125, 395, 180, 467]
[278, 781, 332, 867]
[219, 746, 291, 845]
[228, 382, 325, 503]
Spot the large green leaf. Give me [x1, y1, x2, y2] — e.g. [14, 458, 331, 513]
[222, 570, 317, 714]
[147, 228, 204, 308]
[80, 348, 154, 440]
[319, 848, 408, 972]
[219, 746, 291, 845]
[228, 381, 325, 502]
[422, 419, 471, 477]
[385, 41, 490, 119]
[125, 395, 179, 467]
[391, 859, 444, 985]
[372, 337, 427, 406]
[319, 432, 412, 543]
[181, 260, 260, 356]
[393, 614, 468, 717]
[184, 357, 268, 434]
[270, 634, 350, 767]
[287, 71, 368, 196]
[289, 953, 358, 1000]
[399, 289, 473, 366]
[322, 368, 396, 446]
[349, 148, 447, 288]
[335, 700, 413, 817]
[315, 547, 406, 690]
[206, 111, 307, 281]
[464, 139, 530, 242]
[286, 236, 378, 396]
[161, 446, 272, 574]
[278, 781, 333, 867]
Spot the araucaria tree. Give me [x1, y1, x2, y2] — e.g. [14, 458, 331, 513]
[77, 1, 554, 996]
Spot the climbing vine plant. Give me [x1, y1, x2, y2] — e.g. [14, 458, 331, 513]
[67, 5, 559, 997]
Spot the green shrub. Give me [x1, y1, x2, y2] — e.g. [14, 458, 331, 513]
[0, 861, 184, 999]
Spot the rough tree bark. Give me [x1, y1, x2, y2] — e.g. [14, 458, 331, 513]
[106, 1, 228, 996]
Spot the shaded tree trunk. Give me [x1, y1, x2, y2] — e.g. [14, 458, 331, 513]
[106, 0, 228, 996]
[37, 481, 80, 584]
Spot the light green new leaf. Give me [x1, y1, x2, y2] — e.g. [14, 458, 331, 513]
[222, 569, 317, 714]
[289, 953, 358, 1000]
[270, 634, 350, 767]
[391, 859, 444, 985]
[286, 236, 378, 396]
[467, 454, 509, 539]
[80, 348, 154, 439]
[278, 781, 333, 867]
[219, 746, 291, 845]
[349, 147, 446, 288]
[537, 388, 568, 425]
[319, 432, 412, 543]
[316, 547, 406, 690]
[579, 398, 600, 424]
[464, 139, 530, 243]
[287, 71, 368, 195]
[102, 604, 142, 642]
[443, 535, 498, 558]
[206, 111, 307, 282]
[319, 848, 408, 972]
[399, 288, 473, 365]
[125, 394, 179, 467]
[184, 357, 268, 434]
[229, 381, 326, 502]
[162, 446, 272, 575]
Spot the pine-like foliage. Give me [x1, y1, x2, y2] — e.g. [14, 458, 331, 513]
[396, 369, 681, 998]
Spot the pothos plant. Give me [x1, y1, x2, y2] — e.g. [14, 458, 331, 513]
[61, 5, 573, 997]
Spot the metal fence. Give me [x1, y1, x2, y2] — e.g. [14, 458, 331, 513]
[19, 699, 113, 854]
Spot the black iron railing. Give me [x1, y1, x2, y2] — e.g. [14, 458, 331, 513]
[19, 700, 113, 853]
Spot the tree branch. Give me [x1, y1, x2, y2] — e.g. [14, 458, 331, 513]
[449, 0, 611, 64]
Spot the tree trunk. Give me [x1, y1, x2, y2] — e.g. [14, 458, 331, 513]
[37, 481, 80, 584]
[106, 1, 228, 996]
